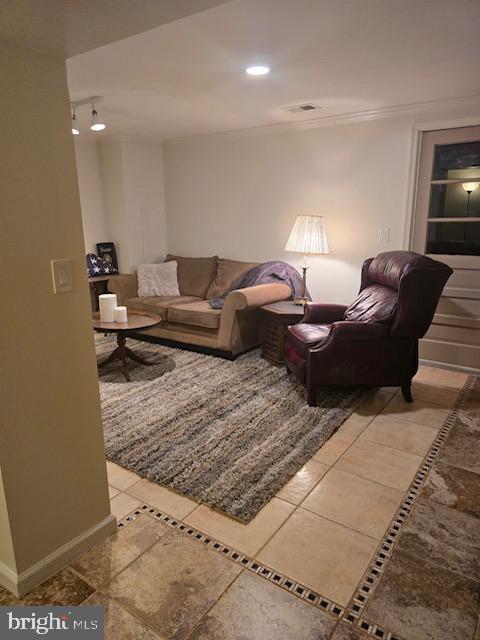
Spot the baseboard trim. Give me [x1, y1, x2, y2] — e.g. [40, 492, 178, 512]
[419, 357, 480, 376]
[0, 514, 117, 597]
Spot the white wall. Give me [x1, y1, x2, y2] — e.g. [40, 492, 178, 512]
[121, 141, 167, 266]
[74, 140, 108, 253]
[75, 137, 167, 273]
[98, 140, 129, 270]
[164, 105, 480, 303]
[0, 39, 112, 591]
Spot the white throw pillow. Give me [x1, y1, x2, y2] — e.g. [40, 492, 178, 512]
[137, 262, 180, 297]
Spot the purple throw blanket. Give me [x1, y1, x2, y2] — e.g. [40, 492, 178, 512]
[209, 261, 310, 309]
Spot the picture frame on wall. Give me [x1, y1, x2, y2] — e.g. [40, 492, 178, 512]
[96, 242, 119, 273]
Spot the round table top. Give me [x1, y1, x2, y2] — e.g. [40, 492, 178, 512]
[92, 310, 161, 333]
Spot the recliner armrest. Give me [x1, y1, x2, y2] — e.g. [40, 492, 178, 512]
[303, 303, 347, 324]
[329, 321, 389, 339]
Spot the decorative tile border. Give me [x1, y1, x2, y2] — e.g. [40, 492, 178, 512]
[119, 503, 345, 619]
[115, 375, 475, 639]
[343, 375, 475, 638]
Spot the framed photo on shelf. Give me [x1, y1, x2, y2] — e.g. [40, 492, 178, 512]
[96, 242, 119, 273]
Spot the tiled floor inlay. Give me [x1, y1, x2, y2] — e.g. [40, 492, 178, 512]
[111, 374, 476, 640]
[343, 375, 475, 638]
[118, 503, 345, 620]
[2, 366, 476, 640]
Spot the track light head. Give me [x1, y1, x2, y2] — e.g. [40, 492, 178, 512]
[71, 109, 79, 135]
[90, 105, 106, 132]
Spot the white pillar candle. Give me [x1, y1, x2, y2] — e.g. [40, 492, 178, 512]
[114, 306, 128, 323]
[99, 293, 117, 323]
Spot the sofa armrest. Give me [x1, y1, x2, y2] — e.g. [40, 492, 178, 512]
[224, 283, 292, 312]
[303, 303, 347, 324]
[107, 274, 138, 305]
[218, 283, 291, 352]
[328, 321, 389, 340]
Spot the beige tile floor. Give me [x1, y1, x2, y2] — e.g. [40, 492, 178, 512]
[107, 364, 468, 609]
[1, 363, 471, 640]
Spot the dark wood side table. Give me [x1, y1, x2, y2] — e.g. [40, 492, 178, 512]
[260, 301, 304, 365]
[88, 274, 127, 312]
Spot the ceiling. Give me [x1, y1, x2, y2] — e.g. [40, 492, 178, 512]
[0, 0, 228, 57]
[66, 0, 480, 140]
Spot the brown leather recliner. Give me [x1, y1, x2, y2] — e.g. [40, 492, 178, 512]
[285, 251, 453, 406]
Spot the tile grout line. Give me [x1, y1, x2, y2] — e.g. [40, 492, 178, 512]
[77, 579, 164, 638]
[71, 515, 177, 615]
[77, 515, 242, 639]
[298, 392, 411, 507]
[339, 375, 475, 640]
[354, 434, 436, 458]
[398, 544, 480, 587]
[297, 503, 399, 543]
[182, 569, 249, 640]
[307, 392, 392, 476]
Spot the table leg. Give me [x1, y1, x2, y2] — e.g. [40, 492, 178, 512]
[97, 344, 121, 369]
[97, 334, 155, 381]
[118, 336, 131, 382]
[124, 346, 156, 365]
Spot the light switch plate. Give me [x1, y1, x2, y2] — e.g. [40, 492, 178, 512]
[51, 258, 73, 294]
[379, 227, 391, 243]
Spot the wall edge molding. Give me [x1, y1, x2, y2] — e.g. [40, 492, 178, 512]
[164, 94, 480, 146]
[0, 514, 116, 598]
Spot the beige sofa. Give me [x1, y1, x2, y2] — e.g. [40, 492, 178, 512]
[107, 255, 291, 357]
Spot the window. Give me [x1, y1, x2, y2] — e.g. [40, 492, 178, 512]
[426, 141, 480, 256]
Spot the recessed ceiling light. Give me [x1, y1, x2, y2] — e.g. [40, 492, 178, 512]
[246, 65, 270, 76]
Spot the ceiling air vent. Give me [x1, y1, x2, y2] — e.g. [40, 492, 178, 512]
[280, 103, 321, 114]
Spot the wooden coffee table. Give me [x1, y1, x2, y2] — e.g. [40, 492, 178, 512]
[93, 310, 161, 381]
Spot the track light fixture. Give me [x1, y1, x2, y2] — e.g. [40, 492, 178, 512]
[90, 104, 106, 132]
[70, 96, 106, 135]
[71, 108, 80, 135]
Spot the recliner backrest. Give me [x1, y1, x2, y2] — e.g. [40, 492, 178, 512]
[350, 251, 452, 338]
[344, 284, 398, 324]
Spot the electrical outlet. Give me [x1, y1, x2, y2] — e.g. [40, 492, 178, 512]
[379, 227, 391, 243]
[51, 258, 73, 293]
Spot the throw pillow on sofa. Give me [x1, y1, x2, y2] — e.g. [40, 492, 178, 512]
[137, 262, 180, 297]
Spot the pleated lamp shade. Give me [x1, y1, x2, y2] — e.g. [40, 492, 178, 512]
[285, 215, 329, 255]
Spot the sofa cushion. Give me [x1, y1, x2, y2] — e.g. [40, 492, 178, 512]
[344, 284, 397, 324]
[165, 254, 218, 298]
[168, 300, 222, 329]
[286, 323, 331, 358]
[126, 295, 201, 320]
[207, 258, 259, 299]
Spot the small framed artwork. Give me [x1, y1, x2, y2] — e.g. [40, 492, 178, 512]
[96, 242, 119, 273]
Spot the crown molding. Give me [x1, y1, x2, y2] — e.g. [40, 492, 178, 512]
[164, 94, 480, 146]
[97, 132, 165, 145]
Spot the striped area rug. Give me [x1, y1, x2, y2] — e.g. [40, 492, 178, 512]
[97, 334, 370, 522]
